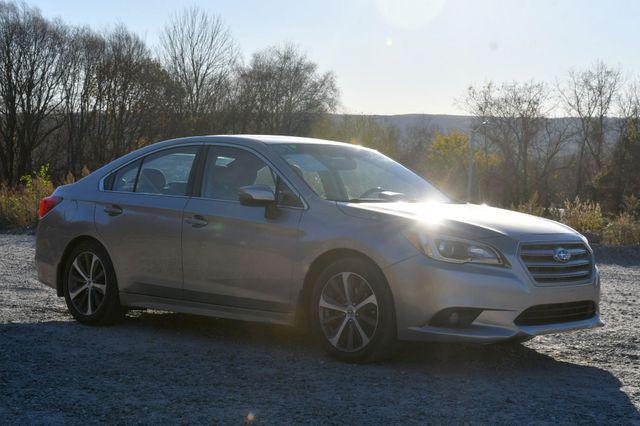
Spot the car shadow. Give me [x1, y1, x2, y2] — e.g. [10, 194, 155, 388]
[1, 312, 638, 423]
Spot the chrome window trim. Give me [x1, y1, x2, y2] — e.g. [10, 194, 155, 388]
[98, 141, 308, 210]
[98, 143, 203, 193]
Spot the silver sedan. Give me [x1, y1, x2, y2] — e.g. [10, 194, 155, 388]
[35, 135, 602, 362]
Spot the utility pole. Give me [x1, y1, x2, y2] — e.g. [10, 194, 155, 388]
[467, 132, 474, 202]
[467, 120, 489, 203]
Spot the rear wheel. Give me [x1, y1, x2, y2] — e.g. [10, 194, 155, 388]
[63, 241, 123, 325]
[310, 257, 396, 363]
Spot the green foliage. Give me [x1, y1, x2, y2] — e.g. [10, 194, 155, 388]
[424, 131, 469, 199]
[425, 131, 500, 201]
[0, 165, 54, 229]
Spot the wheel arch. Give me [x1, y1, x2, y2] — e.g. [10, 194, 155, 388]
[295, 248, 394, 328]
[56, 235, 111, 297]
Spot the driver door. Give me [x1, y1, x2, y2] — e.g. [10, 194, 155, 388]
[181, 145, 304, 312]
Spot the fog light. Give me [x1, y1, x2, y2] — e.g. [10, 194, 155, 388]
[429, 308, 483, 328]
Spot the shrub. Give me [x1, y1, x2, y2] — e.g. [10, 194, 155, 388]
[0, 165, 54, 229]
[511, 192, 545, 217]
[602, 213, 640, 245]
[622, 194, 639, 218]
[556, 197, 605, 235]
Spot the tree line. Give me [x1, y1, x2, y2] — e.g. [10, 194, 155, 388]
[313, 63, 639, 215]
[0, 2, 337, 184]
[461, 64, 639, 214]
[1, 1, 638, 218]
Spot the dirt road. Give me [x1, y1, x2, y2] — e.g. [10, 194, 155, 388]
[0, 234, 638, 424]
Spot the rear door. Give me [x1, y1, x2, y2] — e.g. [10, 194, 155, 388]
[181, 145, 304, 312]
[94, 145, 200, 297]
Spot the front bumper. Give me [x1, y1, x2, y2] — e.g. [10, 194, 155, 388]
[383, 254, 602, 343]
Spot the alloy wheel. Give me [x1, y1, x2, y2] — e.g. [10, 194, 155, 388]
[67, 251, 107, 316]
[318, 272, 379, 352]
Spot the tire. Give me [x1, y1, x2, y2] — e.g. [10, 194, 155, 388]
[310, 257, 397, 363]
[62, 240, 123, 325]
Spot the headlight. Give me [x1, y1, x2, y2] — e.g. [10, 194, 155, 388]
[404, 232, 506, 266]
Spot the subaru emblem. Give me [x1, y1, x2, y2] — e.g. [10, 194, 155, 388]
[553, 248, 572, 263]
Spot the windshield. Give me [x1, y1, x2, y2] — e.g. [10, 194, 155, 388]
[273, 143, 449, 203]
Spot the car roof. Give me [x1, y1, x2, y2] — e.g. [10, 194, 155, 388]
[199, 134, 351, 146]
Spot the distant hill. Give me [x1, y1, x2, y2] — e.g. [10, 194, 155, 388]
[335, 113, 474, 136]
[332, 113, 620, 153]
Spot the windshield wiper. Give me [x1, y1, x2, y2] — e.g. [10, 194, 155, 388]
[346, 198, 397, 203]
[379, 191, 406, 200]
[346, 191, 409, 203]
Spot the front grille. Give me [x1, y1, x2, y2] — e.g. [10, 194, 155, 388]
[519, 242, 593, 285]
[514, 301, 596, 326]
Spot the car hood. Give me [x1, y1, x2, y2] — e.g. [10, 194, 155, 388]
[338, 201, 580, 240]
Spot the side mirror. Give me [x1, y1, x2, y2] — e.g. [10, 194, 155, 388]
[239, 185, 279, 219]
[238, 185, 276, 206]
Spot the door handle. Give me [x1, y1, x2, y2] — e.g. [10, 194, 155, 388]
[185, 215, 208, 228]
[104, 205, 123, 216]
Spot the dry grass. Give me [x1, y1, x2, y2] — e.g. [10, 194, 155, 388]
[555, 197, 606, 235]
[1, 167, 639, 245]
[0, 166, 54, 229]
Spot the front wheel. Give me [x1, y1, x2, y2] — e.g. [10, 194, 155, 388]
[62, 241, 123, 325]
[310, 257, 396, 363]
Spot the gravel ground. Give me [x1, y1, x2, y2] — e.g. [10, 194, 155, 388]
[0, 234, 638, 424]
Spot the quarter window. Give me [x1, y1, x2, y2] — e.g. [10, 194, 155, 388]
[110, 159, 142, 192]
[135, 147, 198, 196]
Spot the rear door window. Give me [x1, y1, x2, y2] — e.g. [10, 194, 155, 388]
[135, 147, 198, 196]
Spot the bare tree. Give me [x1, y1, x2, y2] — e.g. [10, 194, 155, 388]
[591, 81, 640, 211]
[59, 27, 106, 175]
[530, 118, 573, 205]
[234, 45, 338, 135]
[465, 81, 551, 204]
[311, 114, 400, 158]
[0, 2, 344, 185]
[89, 26, 173, 163]
[559, 61, 622, 195]
[0, 1, 69, 184]
[400, 120, 438, 174]
[158, 6, 238, 130]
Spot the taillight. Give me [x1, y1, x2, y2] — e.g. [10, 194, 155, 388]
[38, 196, 63, 219]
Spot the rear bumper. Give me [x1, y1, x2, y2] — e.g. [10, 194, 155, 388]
[35, 257, 57, 291]
[383, 254, 602, 343]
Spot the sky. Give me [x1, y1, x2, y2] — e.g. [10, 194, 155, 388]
[28, 0, 640, 115]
